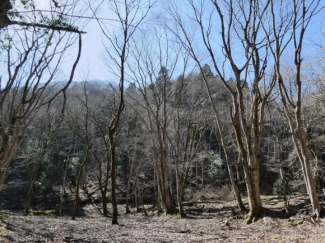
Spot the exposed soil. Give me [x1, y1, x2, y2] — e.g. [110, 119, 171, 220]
[1, 194, 325, 242]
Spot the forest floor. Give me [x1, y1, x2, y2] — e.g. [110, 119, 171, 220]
[1, 192, 325, 242]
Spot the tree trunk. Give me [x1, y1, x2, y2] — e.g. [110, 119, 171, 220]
[227, 162, 246, 212]
[300, 153, 321, 218]
[125, 187, 131, 214]
[134, 183, 139, 212]
[109, 139, 118, 225]
[232, 105, 263, 224]
[136, 178, 148, 216]
[71, 169, 82, 220]
[101, 188, 109, 217]
[25, 162, 40, 215]
[283, 101, 321, 219]
[153, 167, 162, 214]
[71, 148, 90, 220]
[159, 143, 173, 214]
[93, 151, 110, 217]
[311, 150, 321, 195]
[214, 115, 246, 212]
[0, 134, 19, 189]
[59, 155, 70, 216]
[201, 159, 204, 187]
[196, 160, 198, 188]
[99, 171, 109, 217]
[278, 79, 321, 219]
[242, 155, 263, 223]
[176, 187, 185, 218]
[280, 157, 293, 216]
[82, 166, 87, 192]
[175, 158, 185, 218]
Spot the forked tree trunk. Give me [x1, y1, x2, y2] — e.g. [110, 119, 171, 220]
[99, 172, 109, 217]
[298, 147, 320, 218]
[296, 138, 321, 218]
[99, 175, 110, 217]
[233, 115, 263, 223]
[158, 141, 173, 214]
[268, 0, 323, 219]
[277, 79, 321, 219]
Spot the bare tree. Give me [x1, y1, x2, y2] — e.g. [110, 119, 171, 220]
[91, 85, 115, 217]
[67, 83, 92, 220]
[94, 0, 151, 224]
[0, 19, 82, 188]
[170, 74, 210, 217]
[24, 103, 64, 215]
[167, 0, 276, 222]
[127, 29, 182, 214]
[265, 0, 324, 219]
[204, 73, 247, 213]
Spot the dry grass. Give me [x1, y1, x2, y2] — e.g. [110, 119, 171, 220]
[0, 195, 325, 242]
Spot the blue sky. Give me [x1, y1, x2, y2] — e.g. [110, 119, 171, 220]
[57, 0, 325, 83]
[33, 0, 114, 82]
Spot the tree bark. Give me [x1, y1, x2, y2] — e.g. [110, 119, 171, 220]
[71, 147, 90, 220]
[175, 158, 185, 218]
[153, 167, 162, 214]
[59, 156, 70, 216]
[25, 162, 40, 215]
[0, 131, 19, 188]
[109, 137, 119, 224]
